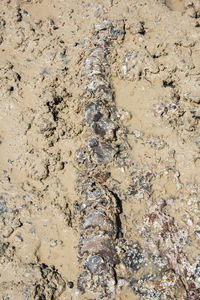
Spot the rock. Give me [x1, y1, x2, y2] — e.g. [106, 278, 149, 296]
[120, 241, 144, 271]
[0, 195, 7, 216]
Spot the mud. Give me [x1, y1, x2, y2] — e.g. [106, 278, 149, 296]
[0, 0, 200, 299]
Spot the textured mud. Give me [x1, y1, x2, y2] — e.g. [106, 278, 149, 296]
[0, 0, 200, 299]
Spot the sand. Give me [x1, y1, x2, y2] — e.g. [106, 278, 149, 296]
[0, 0, 200, 299]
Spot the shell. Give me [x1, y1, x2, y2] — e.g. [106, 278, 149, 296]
[79, 234, 118, 264]
[82, 209, 114, 235]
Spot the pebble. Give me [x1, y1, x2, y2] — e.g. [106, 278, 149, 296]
[67, 281, 74, 288]
[50, 239, 57, 247]
[0, 196, 7, 215]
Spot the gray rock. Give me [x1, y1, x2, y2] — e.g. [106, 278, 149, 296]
[0, 195, 7, 216]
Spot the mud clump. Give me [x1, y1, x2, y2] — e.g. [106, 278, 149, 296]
[34, 264, 66, 299]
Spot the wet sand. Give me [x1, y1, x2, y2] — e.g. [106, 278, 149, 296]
[0, 0, 200, 299]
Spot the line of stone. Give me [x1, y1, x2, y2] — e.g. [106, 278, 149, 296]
[75, 20, 125, 298]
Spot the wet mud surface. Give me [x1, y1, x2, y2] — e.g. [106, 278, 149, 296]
[0, 0, 200, 299]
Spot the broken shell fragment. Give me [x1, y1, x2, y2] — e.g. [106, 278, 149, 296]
[79, 197, 108, 212]
[94, 20, 113, 32]
[92, 118, 116, 139]
[89, 141, 116, 164]
[84, 255, 106, 274]
[80, 234, 118, 264]
[82, 209, 114, 234]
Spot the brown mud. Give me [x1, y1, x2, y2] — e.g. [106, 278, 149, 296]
[0, 0, 200, 299]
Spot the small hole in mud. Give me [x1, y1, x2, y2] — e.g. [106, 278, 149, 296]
[163, 80, 175, 88]
[165, 0, 185, 12]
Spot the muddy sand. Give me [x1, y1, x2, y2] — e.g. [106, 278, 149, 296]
[0, 0, 200, 299]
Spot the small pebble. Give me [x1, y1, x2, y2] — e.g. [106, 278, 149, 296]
[67, 281, 74, 288]
[50, 240, 57, 247]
